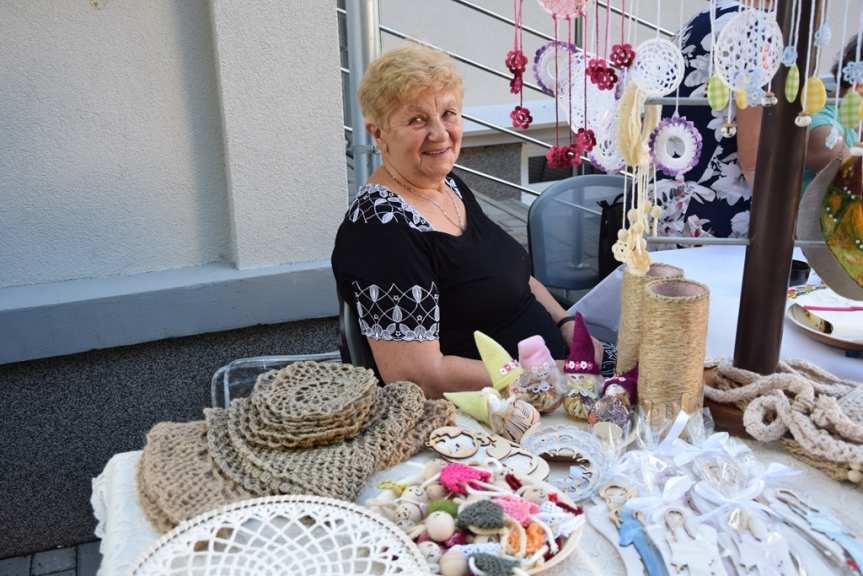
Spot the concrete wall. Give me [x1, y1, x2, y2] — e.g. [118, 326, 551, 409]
[0, 0, 347, 363]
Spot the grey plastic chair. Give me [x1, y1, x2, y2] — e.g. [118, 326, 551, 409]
[527, 174, 626, 292]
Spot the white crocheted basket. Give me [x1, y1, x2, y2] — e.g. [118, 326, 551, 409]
[131, 495, 430, 575]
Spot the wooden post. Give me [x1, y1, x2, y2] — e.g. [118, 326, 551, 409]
[733, 0, 821, 374]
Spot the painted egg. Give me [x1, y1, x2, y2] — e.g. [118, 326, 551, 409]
[802, 77, 827, 115]
[707, 74, 730, 111]
[417, 541, 442, 565]
[735, 89, 748, 110]
[839, 91, 863, 128]
[785, 64, 800, 103]
[426, 510, 457, 542]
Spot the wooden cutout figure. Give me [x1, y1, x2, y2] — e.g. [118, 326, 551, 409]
[648, 507, 727, 576]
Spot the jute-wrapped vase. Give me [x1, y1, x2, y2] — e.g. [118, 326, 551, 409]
[638, 278, 710, 430]
[616, 263, 684, 374]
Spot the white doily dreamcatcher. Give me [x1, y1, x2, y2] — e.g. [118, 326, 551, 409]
[536, 0, 588, 18]
[630, 37, 685, 97]
[714, 8, 783, 91]
[132, 495, 428, 576]
[534, 40, 578, 98]
[562, 49, 618, 131]
[589, 112, 625, 173]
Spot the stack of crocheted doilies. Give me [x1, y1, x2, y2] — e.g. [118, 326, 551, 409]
[138, 362, 455, 532]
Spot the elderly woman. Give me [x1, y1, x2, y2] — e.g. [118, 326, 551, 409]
[332, 45, 596, 398]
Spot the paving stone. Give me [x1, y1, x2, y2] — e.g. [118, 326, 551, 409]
[0, 556, 29, 576]
[29, 548, 74, 576]
[76, 542, 101, 576]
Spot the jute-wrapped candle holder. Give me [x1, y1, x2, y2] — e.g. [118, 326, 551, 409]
[616, 263, 684, 374]
[638, 278, 710, 430]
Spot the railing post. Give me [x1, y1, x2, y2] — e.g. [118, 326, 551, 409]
[733, 0, 821, 374]
[346, 0, 381, 201]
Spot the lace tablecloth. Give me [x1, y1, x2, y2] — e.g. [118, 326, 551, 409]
[91, 413, 863, 576]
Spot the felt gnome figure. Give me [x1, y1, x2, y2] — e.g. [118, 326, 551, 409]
[444, 332, 540, 442]
[512, 335, 565, 414]
[562, 313, 602, 420]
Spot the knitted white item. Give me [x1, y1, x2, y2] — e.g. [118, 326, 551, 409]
[704, 359, 863, 487]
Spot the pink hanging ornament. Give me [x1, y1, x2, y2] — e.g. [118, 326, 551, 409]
[536, 0, 588, 18]
[509, 0, 532, 129]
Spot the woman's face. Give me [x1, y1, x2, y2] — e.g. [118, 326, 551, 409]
[373, 88, 463, 188]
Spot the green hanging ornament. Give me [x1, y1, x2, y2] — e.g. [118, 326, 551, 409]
[838, 91, 863, 128]
[707, 74, 730, 111]
[785, 64, 800, 103]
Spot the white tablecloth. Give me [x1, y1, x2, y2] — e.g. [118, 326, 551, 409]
[91, 413, 863, 576]
[569, 245, 860, 380]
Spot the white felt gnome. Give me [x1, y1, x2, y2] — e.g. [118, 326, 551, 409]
[444, 331, 540, 442]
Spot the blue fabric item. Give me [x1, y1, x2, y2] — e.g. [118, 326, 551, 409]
[805, 508, 863, 572]
[802, 105, 859, 191]
[618, 509, 669, 576]
[655, 0, 752, 240]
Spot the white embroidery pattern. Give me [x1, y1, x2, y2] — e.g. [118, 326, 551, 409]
[352, 281, 440, 342]
[348, 184, 433, 231]
[347, 180, 464, 231]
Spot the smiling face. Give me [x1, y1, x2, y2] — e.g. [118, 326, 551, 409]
[369, 89, 463, 189]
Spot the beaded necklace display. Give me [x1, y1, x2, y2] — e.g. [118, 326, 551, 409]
[383, 164, 465, 232]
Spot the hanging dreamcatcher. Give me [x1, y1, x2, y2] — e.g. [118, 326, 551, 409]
[630, 0, 684, 98]
[648, 2, 702, 182]
[508, 0, 532, 129]
[534, 0, 592, 169]
[795, 0, 830, 126]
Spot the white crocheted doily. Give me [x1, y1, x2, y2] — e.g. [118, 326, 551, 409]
[131, 495, 429, 575]
[630, 38, 685, 97]
[714, 9, 783, 90]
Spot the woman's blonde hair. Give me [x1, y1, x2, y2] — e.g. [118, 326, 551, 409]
[357, 44, 464, 128]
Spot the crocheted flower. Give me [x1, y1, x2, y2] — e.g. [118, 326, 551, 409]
[575, 128, 596, 153]
[843, 61, 863, 85]
[440, 463, 491, 495]
[505, 50, 528, 74]
[457, 499, 505, 531]
[586, 58, 606, 83]
[566, 143, 583, 167]
[511, 105, 533, 129]
[595, 66, 619, 91]
[813, 23, 831, 48]
[546, 145, 571, 169]
[510, 72, 524, 94]
[493, 495, 540, 526]
[782, 46, 798, 67]
[610, 43, 635, 68]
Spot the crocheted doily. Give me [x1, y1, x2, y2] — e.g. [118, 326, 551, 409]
[131, 495, 428, 576]
[630, 38, 684, 97]
[208, 382, 452, 502]
[713, 9, 783, 91]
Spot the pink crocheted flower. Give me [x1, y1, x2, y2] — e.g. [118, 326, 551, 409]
[595, 66, 619, 91]
[586, 58, 607, 83]
[566, 143, 583, 167]
[509, 73, 524, 95]
[610, 43, 635, 68]
[511, 105, 533, 129]
[493, 495, 540, 526]
[439, 463, 491, 495]
[546, 145, 571, 169]
[576, 128, 596, 153]
[505, 50, 528, 74]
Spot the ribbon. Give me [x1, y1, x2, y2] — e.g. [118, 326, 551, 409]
[625, 475, 694, 524]
[692, 463, 799, 522]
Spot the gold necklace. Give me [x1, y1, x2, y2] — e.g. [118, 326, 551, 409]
[383, 164, 465, 232]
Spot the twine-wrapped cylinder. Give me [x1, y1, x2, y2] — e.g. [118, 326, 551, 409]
[616, 263, 684, 374]
[638, 279, 710, 428]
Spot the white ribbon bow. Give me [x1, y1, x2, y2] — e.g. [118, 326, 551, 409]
[693, 462, 800, 521]
[625, 475, 695, 524]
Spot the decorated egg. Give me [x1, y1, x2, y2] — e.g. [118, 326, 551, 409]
[707, 74, 730, 110]
[802, 77, 827, 115]
[417, 541, 442, 566]
[839, 91, 863, 128]
[785, 64, 800, 103]
[734, 89, 748, 110]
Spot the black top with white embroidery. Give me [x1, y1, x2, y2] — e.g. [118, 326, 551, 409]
[331, 173, 565, 360]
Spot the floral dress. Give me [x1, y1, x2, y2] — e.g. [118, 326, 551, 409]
[654, 0, 750, 240]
